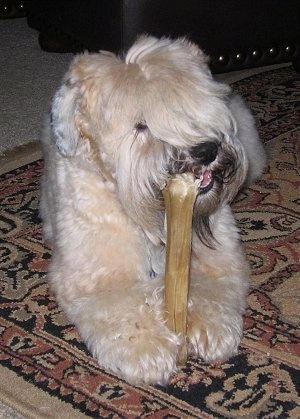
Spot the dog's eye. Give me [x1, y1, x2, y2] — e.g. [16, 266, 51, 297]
[135, 122, 148, 131]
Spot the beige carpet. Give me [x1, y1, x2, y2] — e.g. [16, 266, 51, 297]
[0, 18, 72, 154]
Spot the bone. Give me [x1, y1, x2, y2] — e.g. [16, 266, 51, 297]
[162, 173, 198, 365]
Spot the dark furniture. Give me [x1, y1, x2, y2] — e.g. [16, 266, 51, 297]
[0, 0, 26, 18]
[26, 0, 299, 73]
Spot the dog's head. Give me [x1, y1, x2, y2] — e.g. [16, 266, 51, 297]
[51, 36, 248, 246]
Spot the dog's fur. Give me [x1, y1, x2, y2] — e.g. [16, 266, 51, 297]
[40, 36, 266, 385]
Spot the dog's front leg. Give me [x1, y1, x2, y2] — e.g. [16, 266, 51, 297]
[187, 206, 250, 364]
[65, 279, 181, 385]
[48, 238, 181, 385]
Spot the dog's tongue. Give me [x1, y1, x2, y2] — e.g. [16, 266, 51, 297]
[200, 170, 212, 188]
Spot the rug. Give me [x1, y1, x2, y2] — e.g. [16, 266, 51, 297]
[0, 66, 299, 418]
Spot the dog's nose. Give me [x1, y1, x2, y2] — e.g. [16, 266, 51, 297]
[190, 142, 218, 165]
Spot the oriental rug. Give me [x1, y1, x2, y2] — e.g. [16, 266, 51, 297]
[0, 65, 299, 418]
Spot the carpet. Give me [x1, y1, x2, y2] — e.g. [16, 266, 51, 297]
[0, 65, 299, 418]
[0, 18, 72, 154]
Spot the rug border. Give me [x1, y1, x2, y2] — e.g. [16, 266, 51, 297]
[0, 141, 42, 175]
[0, 366, 87, 419]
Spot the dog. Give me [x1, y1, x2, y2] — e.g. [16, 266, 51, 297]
[40, 36, 266, 385]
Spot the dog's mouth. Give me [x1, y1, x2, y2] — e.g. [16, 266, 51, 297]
[193, 168, 215, 194]
[167, 160, 222, 195]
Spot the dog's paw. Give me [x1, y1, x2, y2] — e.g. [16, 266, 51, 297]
[69, 286, 181, 385]
[91, 325, 181, 385]
[187, 309, 243, 363]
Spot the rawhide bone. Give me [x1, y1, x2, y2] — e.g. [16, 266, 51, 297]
[162, 173, 198, 364]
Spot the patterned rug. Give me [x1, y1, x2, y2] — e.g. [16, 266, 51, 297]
[0, 66, 299, 418]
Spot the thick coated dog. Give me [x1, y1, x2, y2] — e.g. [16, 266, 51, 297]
[40, 36, 266, 385]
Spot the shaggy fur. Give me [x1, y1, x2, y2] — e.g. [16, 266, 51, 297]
[40, 36, 266, 385]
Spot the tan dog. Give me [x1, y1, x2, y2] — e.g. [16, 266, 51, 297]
[40, 36, 266, 385]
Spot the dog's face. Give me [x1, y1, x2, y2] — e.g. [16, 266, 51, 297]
[51, 36, 248, 245]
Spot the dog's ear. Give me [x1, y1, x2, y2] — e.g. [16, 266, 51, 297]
[51, 80, 81, 157]
[51, 52, 120, 157]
